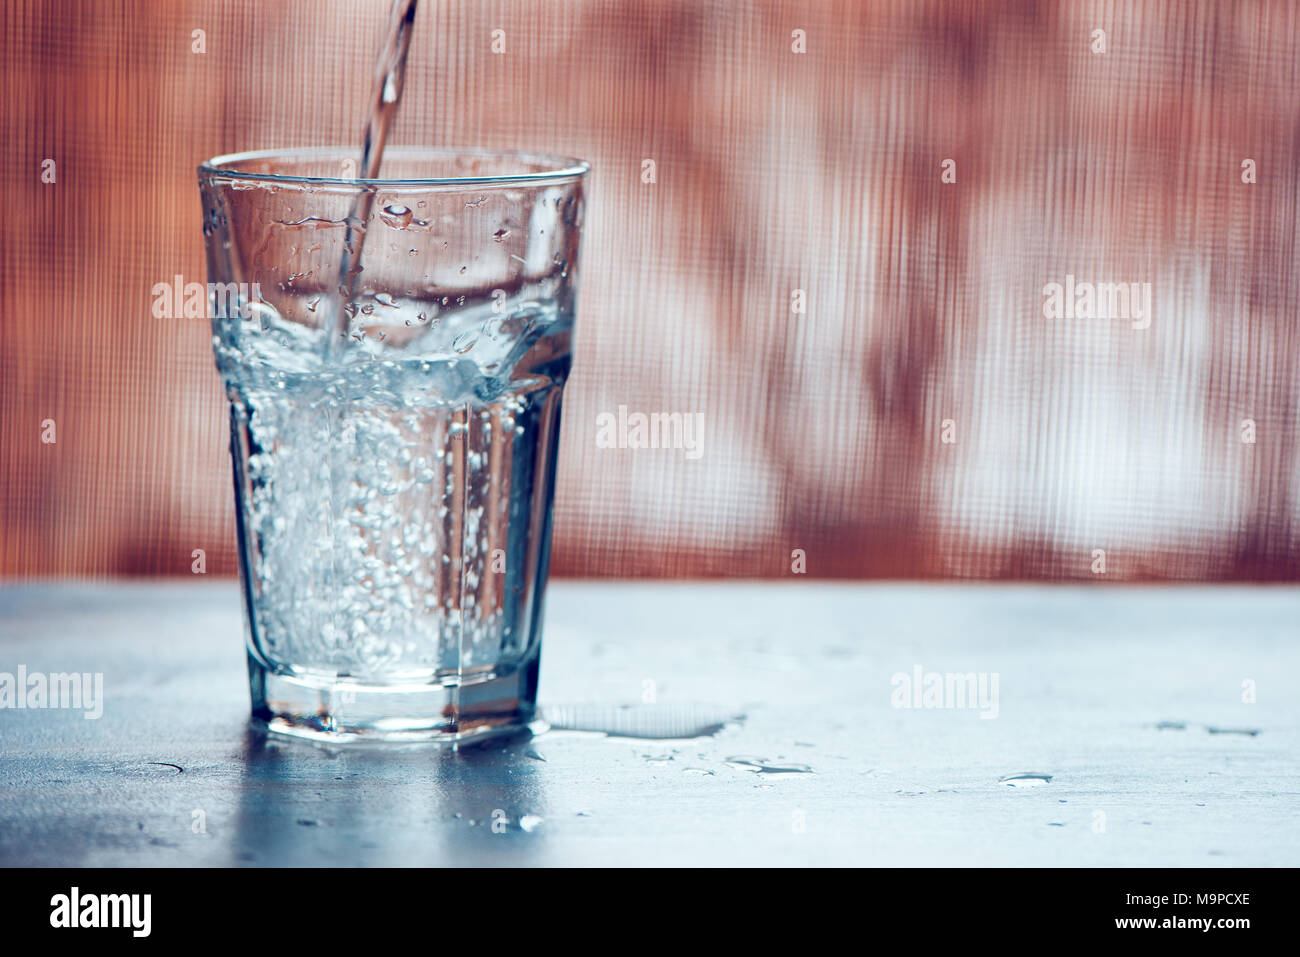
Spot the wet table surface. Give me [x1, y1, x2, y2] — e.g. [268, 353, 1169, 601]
[1, 581, 1297, 867]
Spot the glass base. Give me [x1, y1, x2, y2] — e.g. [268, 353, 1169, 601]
[248, 654, 541, 746]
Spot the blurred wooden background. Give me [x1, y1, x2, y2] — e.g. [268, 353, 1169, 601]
[2, 0, 1298, 580]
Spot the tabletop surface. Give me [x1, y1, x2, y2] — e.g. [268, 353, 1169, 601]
[0, 581, 1296, 867]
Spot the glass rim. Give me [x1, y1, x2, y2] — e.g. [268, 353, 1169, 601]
[198, 146, 590, 188]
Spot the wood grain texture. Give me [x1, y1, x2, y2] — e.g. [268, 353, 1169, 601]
[1, 1, 1298, 579]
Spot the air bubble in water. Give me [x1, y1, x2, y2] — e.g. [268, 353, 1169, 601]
[218, 294, 567, 685]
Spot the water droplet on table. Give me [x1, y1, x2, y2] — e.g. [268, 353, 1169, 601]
[999, 772, 1053, 787]
[725, 755, 813, 775]
[1206, 727, 1260, 736]
[542, 703, 744, 739]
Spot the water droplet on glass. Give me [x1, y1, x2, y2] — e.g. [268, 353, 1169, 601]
[380, 204, 413, 228]
[453, 331, 479, 354]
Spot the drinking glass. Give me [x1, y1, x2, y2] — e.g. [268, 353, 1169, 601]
[197, 148, 588, 743]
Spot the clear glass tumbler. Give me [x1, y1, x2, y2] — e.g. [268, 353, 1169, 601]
[197, 148, 588, 743]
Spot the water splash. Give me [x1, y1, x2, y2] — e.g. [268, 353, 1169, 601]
[332, 0, 420, 347]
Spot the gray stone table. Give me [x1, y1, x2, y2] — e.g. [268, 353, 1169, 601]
[0, 582, 1296, 866]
